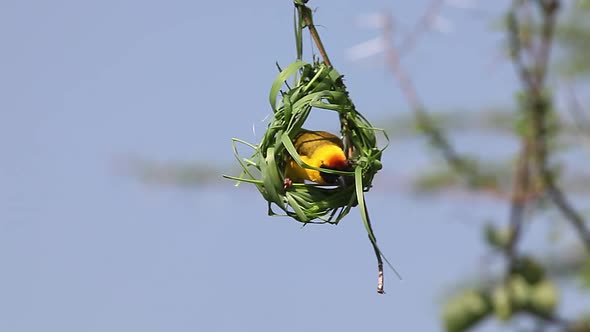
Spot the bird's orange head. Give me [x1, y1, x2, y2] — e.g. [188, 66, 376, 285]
[319, 151, 352, 184]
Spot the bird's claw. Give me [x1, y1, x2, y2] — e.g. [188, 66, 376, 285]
[283, 177, 293, 189]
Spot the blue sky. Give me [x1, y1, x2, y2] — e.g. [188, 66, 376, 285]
[1, 1, 585, 331]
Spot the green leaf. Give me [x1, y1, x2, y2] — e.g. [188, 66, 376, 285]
[528, 279, 558, 316]
[442, 289, 490, 332]
[508, 275, 531, 309]
[492, 285, 513, 322]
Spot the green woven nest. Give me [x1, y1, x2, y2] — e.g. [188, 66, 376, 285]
[227, 59, 386, 224]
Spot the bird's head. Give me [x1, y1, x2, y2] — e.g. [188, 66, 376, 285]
[319, 151, 353, 185]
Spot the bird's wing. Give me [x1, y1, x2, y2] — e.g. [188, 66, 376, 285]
[293, 130, 343, 157]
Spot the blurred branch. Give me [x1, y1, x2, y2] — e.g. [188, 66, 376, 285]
[505, 143, 532, 272]
[503, 0, 541, 288]
[508, 0, 590, 253]
[548, 184, 590, 253]
[518, 312, 573, 330]
[382, 108, 517, 136]
[444, 246, 589, 295]
[413, 165, 590, 197]
[442, 1, 590, 330]
[563, 82, 590, 148]
[115, 156, 226, 188]
[381, 107, 588, 138]
[381, 13, 489, 189]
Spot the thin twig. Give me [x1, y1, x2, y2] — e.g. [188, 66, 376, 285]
[546, 185, 590, 251]
[507, 3, 537, 92]
[534, 0, 559, 86]
[298, 5, 332, 67]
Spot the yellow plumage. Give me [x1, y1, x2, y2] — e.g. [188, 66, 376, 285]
[284, 130, 349, 185]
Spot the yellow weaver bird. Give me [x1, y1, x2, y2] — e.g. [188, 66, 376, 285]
[284, 129, 352, 187]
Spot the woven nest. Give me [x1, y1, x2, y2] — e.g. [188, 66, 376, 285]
[227, 60, 387, 224]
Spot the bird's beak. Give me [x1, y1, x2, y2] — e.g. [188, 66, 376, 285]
[338, 159, 355, 187]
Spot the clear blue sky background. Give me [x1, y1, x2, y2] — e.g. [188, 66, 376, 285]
[1, 1, 585, 331]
